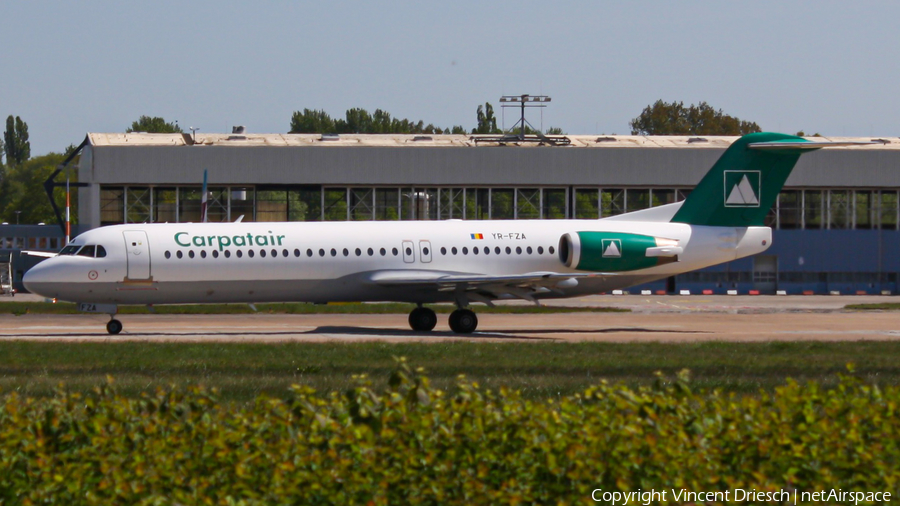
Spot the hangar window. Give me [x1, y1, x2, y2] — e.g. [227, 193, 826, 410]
[225, 250, 231, 258]
[601, 189, 626, 217]
[177, 251, 183, 259]
[200, 250, 207, 259]
[804, 191, 824, 229]
[880, 191, 898, 230]
[188, 250, 195, 259]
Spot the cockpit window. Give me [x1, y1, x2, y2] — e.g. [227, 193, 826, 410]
[59, 245, 80, 255]
[96, 245, 107, 258]
[77, 245, 96, 257]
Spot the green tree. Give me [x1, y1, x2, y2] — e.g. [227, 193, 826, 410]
[3, 115, 31, 166]
[472, 103, 501, 134]
[289, 109, 338, 134]
[629, 100, 761, 136]
[0, 153, 70, 225]
[126, 116, 183, 133]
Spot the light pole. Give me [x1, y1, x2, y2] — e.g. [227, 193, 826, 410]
[14, 211, 21, 225]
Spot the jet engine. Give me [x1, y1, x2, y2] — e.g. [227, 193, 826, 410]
[558, 231, 682, 272]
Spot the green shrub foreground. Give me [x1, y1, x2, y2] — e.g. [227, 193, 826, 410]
[0, 362, 897, 505]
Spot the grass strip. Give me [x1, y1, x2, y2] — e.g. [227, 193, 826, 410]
[0, 301, 627, 316]
[846, 302, 900, 310]
[0, 340, 896, 401]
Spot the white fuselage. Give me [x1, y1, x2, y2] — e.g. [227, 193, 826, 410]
[23, 219, 771, 305]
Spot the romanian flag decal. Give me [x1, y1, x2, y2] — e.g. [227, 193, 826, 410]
[470, 233, 484, 240]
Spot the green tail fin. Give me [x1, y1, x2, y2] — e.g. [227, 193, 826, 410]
[671, 132, 812, 227]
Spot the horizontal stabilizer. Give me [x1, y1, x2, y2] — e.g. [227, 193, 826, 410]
[748, 140, 877, 150]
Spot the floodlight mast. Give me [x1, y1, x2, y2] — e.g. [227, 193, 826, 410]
[499, 94, 550, 140]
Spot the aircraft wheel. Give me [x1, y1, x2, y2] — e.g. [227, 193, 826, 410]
[408, 307, 437, 332]
[107, 319, 123, 335]
[449, 309, 478, 334]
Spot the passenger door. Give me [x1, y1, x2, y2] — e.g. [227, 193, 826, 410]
[123, 230, 151, 280]
[419, 240, 432, 263]
[402, 240, 415, 263]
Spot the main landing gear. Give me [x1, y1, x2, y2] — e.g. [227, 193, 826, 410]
[407, 305, 478, 334]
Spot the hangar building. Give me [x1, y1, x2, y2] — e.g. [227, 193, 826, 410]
[5, 131, 900, 295]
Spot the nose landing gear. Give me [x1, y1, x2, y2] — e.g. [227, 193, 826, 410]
[106, 318, 123, 335]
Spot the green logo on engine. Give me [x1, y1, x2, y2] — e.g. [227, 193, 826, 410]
[601, 239, 622, 258]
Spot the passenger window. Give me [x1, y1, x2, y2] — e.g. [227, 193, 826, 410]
[549, 246, 555, 255]
[293, 249, 300, 257]
[462, 247, 468, 255]
[319, 249, 325, 257]
[516, 246, 522, 255]
[77, 245, 96, 257]
[473, 247, 479, 255]
[236, 250, 243, 258]
[188, 250, 195, 259]
[392, 247, 398, 256]
[367, 248, 374, 256]
[331, 248, 337, 257]
[225, 250, 231, 258]
[212, 250, 219, 258]
[177, 251, 183, 259]
[451, 247, 458, 255]
[273, 249, 278, 258]
[440, 247, 446, 255]
[306, 249, 313, 257]
[526, 246, 532, 254]
[343, 248, 349, 257]
[355, 248, 361, 256]
[538, 246, 544, 254]
[380, 248, 386, 256]
[248, 250, 255, 258]
[484, 247, 489, 254]
[260, 249, 266, 258]
[165, 251, 171, 259]
[200, 250, 207, 258]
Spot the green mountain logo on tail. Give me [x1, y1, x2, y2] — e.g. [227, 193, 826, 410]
[723, 170, 760, 208]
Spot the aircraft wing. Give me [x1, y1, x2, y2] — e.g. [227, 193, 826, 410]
[365, 270, 615, 305]
[21, 250, 57, 258]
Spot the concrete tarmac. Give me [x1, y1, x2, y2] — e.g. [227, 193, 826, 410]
[0, 295, 896, 343]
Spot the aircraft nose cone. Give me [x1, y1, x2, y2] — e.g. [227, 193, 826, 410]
[23, 260, 57, 298]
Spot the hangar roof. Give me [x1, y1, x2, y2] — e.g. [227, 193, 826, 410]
[85, 133, 900, 150]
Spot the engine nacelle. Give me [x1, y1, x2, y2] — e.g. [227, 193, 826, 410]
[559, 231, 682, 272]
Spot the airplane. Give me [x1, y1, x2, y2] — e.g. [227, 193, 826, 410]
[23, 132, 870, 335]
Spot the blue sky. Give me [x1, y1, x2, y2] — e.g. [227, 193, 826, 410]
[2, 1, 898, 155]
